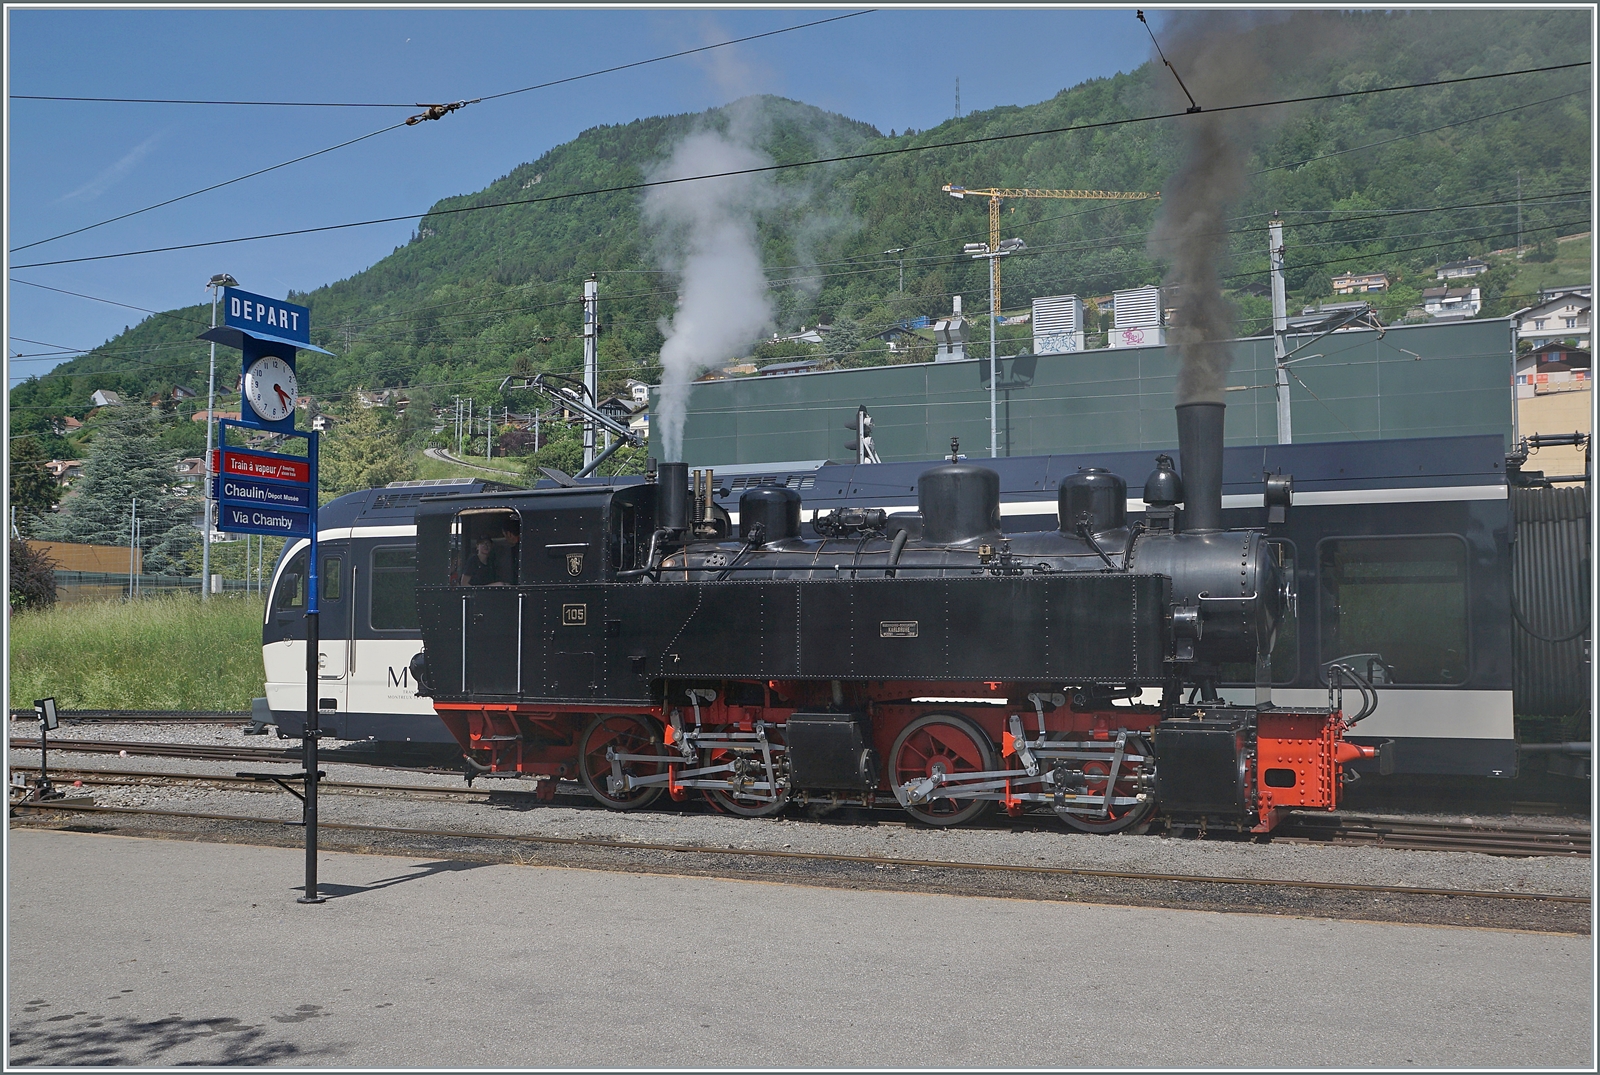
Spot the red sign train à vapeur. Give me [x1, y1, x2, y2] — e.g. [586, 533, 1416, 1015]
[212, 448, 310, 485]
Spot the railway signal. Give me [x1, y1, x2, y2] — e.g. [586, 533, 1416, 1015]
[845, 405, 880, 465]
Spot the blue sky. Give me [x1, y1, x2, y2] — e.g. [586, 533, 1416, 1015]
[6, 7, 1156, 385]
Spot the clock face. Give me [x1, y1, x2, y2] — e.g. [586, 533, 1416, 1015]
[244, 355, 297, 423]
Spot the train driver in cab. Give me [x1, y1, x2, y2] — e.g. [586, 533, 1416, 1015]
[462, 537, 498, 586]
[492, 517, 520, 585]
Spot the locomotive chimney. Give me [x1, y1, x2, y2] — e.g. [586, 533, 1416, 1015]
[658, 461, 690, 533]
[1175, 401, 1225, 532]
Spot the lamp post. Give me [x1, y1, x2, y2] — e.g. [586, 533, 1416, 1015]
[963, 238, 1025, 457]
[202, 273, 238, 601]
[882, 248, 906, 292]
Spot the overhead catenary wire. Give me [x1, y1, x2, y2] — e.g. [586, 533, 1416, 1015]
[12, 59, 1586, 270]
[8, 12, 876, 255]
[8, 12, 874, 110]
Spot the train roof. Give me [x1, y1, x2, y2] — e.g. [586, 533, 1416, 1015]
[316, 478, 524, 530]
[315, 433, 1507, 525]
[804, 433, 1509, 506]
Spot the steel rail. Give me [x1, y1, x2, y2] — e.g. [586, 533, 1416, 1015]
[11, 759, 1589, 857]
[9, 710, 250, 723]
[8, 739, 458, 772]
[12, 766, 498, 799]
[9, 801, 1587, 905]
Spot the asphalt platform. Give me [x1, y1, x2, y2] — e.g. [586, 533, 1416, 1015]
[7, 829, 1593, 1068]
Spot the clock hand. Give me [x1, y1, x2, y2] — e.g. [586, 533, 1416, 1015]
[274, 384, 293, 409]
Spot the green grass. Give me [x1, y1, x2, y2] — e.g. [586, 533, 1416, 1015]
[9, 593, 267, 711]
[1504, 234, 1591, 299]
[414, 449, 521, 482]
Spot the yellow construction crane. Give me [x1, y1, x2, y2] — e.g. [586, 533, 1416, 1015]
[942, 184, 1160, 317]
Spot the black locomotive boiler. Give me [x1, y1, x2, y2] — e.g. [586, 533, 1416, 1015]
[411, 401, 1380, 832]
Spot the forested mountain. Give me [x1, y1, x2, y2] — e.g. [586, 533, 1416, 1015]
[12, 9, 1590, 444]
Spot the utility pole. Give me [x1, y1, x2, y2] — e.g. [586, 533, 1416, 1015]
[583, 275, 598, 470]
[955, 77, 960, 119]
[1269, 216, 1292, 444]
[486, 407, 493, 464]
[128, 497, 137, 600]
[201, 272, 237, 601]
[883, 248, 905, 292]
[1516, 171, 1523, 255]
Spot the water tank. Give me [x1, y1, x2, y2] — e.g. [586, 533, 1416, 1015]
[1058, 468, 1127, 534]
[739, 485, 802, 545]
[918, 463, 1000, 545]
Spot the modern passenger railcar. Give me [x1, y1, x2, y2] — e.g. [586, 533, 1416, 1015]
[262, 434, 1549, 780]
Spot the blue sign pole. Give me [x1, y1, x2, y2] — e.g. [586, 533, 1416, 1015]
[301, 431, 321, 905]
[198, 297, 333, 906]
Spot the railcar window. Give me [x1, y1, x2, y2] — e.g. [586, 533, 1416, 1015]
[1318, 536, 1468, 685]
[1222, 541, 1298, 685]
[370, 546, 420, 631]
[273, 549, 308, 611]
[322, 557, 341, 602]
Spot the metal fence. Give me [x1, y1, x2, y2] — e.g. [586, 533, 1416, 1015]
[52, 570, 256, 604]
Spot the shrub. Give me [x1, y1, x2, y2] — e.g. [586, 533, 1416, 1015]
[9, 542, 58, 613]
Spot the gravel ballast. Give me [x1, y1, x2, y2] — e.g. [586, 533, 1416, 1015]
[9, 721, 1591, 903]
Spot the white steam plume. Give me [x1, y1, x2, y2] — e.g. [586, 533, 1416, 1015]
[645, 111, 779, 461]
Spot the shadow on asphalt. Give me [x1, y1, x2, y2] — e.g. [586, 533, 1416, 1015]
[297, 857, 490, 900]
[8, 1009, 341, 1066]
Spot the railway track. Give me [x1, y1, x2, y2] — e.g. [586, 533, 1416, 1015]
[8, 797, 1585, 907]
[8, 737, 459, 772]
[9, 710, 249, 724]
[1275, 814, 1590, 858]
[9, 758, 1590, 859]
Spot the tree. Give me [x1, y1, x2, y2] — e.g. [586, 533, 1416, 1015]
[9, 539, 57, 612]
[33, 410, 198, 575]
[319, 395, 413, 495]
[824, 318, 865, 367]
[10, 436, 61, 534]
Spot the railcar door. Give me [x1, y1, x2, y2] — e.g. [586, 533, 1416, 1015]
[314, 551, 350, 718]
[264, 542, 349, 722]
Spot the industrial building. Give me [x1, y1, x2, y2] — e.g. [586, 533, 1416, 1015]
[658, 317, 1517, 466]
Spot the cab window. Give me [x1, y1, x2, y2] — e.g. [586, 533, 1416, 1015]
[273, 549, 308, 612]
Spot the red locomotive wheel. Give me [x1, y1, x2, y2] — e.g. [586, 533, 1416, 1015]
[1058, 735, 1157, 835]
[889, 712, 997, 827]
[578, 714, 668, 810]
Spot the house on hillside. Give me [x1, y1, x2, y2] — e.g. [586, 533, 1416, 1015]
[1538, 284, 1591, 303]
[624, 379, 651, 405]
[597, 396, 642, 423]
[1436, 258, 1489, 280]
[1513, 292, 1591, 348]
[89, 389, 123, 407]
[758, 358, 823, 377]
[768, 325, 828, 346]
[1422, 286, 1482, 321]
[44, 459, 84, 485]
[173, 457, 207, 486]
[1515, 341, 1591, 390]
[191, 409, 241, 423]
[355, 388, 407, 409]
[171, 385, 198, 401]
[1332, 271, 1389, 294]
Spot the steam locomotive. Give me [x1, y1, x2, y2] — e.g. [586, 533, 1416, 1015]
[407, 400, 1381, 833]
